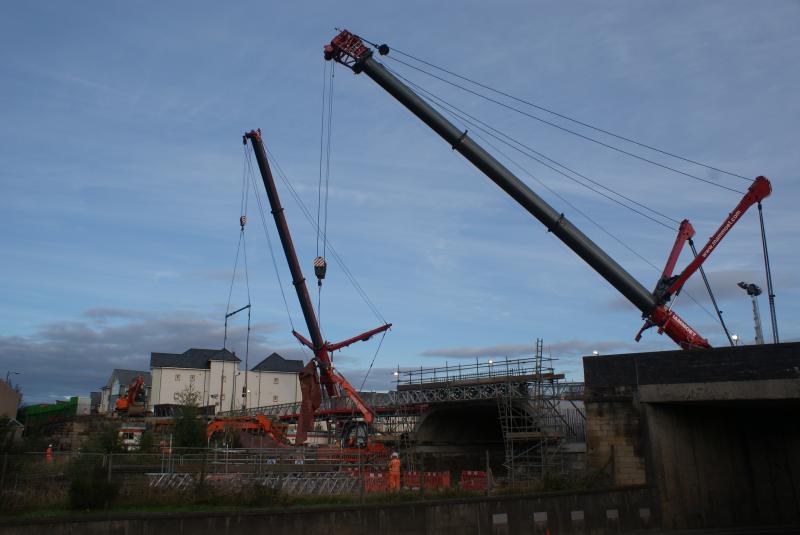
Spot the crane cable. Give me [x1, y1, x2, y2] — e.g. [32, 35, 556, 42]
[316, 61, 336, 333]
[758, 202, 779, 343]
[379, 55, 747, 195]
[243, 147, 300, 332]
[356, 35, 752, 187]
[385, 65, 679, 231]
[224, 153, 254, 372]
[396, 66, 730, 333]
[264, 146, 388, 326]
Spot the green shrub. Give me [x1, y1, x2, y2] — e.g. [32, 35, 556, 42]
[68, 458, 119, 510]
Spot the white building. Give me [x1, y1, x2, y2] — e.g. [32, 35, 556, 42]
[149, 348, 302, 413]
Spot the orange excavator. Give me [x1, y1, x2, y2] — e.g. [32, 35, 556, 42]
[207, 414, 289, 448]
[115, 375, 147, 416]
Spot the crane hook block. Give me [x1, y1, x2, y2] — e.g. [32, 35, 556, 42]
[314, 256, 327, 282]
[240, 215, 247, 228]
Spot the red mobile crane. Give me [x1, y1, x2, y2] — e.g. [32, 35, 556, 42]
[323, 30, 772, 350]
[243, 129, 391, 444]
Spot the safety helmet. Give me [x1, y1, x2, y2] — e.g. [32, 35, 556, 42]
[391, 452, 399, 458]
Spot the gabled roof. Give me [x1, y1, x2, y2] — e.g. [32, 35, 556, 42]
[251, 352, 304, 373]
[107, 369, 151, 389]
[150, 348, 239, 370]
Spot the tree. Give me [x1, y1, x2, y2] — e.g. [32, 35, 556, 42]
[172, 385, 206, 449]
[84, 422, 124, 454]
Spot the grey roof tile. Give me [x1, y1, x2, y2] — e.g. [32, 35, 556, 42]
[251, 352, 303, 373]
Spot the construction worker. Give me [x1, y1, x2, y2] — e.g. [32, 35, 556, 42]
[45, 444, 53, 463]
[388, 452, 401, 491]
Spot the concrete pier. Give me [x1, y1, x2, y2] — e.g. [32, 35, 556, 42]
[584, 342, 800, 529]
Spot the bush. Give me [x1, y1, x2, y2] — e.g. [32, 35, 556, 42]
[68, 457, 120, 510]
[238, 484, 290, 507]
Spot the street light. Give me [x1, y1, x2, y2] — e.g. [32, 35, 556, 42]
[5, 371, 19, 383]
[731, 334, 739, 346]
[592, 351, 600, 356]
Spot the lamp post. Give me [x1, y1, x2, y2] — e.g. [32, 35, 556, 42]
[738, 282, 765, 345]
[5, 371, 19, 384]
[731, 334, 739, 347]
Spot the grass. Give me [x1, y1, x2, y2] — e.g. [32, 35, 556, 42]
[1, 470, 610, 519]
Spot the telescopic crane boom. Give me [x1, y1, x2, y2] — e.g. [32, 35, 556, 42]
[323, 30, 771, 349]
[244, 129, 391, 443]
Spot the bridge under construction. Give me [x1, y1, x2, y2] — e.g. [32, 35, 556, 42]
[222, 339, 586, 481]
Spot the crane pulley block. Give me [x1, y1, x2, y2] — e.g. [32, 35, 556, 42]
[314, 256, 327, 282]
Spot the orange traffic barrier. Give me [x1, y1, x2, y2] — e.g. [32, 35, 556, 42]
[363, 471, 388, 492]
[459, 470, 488, 490]
[404, 471, 451, 490]
[343, 468, 452, 492]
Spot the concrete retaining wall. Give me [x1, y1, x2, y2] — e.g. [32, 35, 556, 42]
[0, 486, 657, 535]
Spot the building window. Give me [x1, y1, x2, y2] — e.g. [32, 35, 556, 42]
[272, 395, 279, 403]
[189, 375, 195, 383]
[273, 377, 279, 384]
[175, 374, 181, 381]
[221, 393, 226, 400]
[173, 392, 180, 401]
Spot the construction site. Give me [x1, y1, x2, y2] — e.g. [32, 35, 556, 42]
[2, 6, 799, 535]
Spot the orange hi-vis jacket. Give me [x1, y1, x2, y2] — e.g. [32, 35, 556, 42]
[389, 457, 401, 474]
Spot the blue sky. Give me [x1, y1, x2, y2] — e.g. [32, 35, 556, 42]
[1, 1, 798, 402]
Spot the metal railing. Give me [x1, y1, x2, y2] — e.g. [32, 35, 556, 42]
[395, 357, 558, 388]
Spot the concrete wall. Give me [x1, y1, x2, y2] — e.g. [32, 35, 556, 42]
[583, 342, 800, 530]
[644, 402, 800, 529]
[0, 486, 658, 535]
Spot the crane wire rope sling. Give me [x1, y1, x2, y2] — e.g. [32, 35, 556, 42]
[223, 153, 253, 411]
[318, 60, 389, 401]
[315, 61, 389, 436]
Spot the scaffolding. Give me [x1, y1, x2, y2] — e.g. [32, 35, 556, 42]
[496, 339, 567, 484]
[391, 341, 584, 483]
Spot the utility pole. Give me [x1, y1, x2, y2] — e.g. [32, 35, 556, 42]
[738, 282, 764, 345]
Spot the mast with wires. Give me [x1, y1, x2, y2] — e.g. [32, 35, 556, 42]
[738, 282, 765, 346]
[243, 129, 391, 444]
[223, 188, 253, 409]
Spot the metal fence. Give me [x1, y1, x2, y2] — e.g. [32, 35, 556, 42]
[0, 446, 393, 499]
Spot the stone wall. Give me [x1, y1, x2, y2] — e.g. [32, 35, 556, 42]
[584, 395, 646, 486]
[0, 486, 658, 535]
